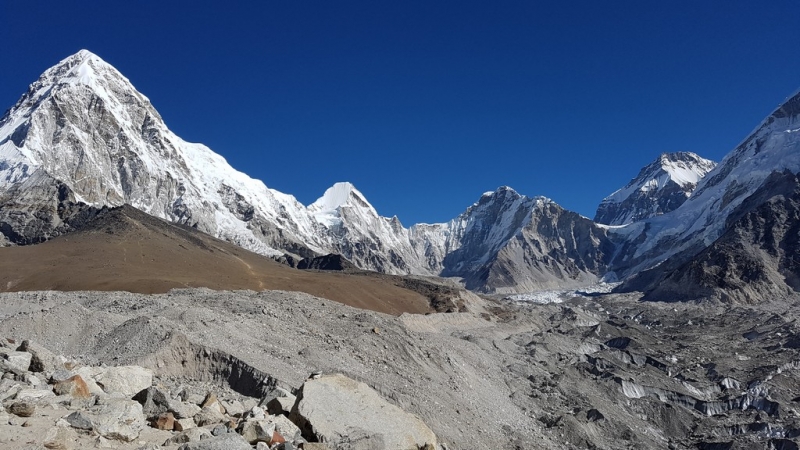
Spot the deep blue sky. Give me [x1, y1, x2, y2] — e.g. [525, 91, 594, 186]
[2, 1, 799, 225]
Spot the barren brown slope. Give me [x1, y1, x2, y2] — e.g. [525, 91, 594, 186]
[0, 205, 432, 315]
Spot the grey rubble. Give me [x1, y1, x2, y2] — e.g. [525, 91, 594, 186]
[0, 324, 436, 450]
[2, 288, 800, 449]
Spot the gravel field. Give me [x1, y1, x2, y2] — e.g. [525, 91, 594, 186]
[2, 288, 800, 449]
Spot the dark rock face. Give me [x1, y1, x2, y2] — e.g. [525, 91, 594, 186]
[595, 152, 716, 226]
[0, 171, 101, 245]
[297, 254, 357, 271]
[477, 205, 614, 293]
[626, 170, 800, 303]
[440, 188, 615, 293]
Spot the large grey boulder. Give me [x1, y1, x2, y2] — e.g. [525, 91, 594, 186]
[289, 373, 437, 449]
[63, 400, 145, 441]
[94, 366, 153, 397]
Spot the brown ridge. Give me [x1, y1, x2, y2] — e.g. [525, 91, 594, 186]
[0, 205, 432, 315]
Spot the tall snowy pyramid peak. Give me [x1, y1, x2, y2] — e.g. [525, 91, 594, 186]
[310, 182, 372, 212]
[0, 49, 324, 257]
[594, 151, 716, 225]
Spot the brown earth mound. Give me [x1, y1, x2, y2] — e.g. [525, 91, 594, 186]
[0, 205, 432, 315]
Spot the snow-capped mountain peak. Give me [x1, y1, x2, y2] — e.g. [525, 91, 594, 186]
[308, 181, 378, 227]
[310, 181, 372, 212]
[594, 152, 716, 225]
[4, 50, 797, 297]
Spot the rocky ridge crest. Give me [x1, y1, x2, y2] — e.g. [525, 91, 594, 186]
[594, 152, 716, 226]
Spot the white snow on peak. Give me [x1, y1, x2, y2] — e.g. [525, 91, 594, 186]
[613, 90, 800, 273]
[310, 182, 360, 211]
[661, 156, 710, 188]
[603, 152, 716, 203]
[308, 182, 378, 227]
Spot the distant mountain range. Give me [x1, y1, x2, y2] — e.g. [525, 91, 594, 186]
[1, 50, 798, 301]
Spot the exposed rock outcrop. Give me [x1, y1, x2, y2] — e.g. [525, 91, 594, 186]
[625, 170, 800, 303]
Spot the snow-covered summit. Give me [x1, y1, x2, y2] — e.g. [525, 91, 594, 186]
[0, 49, 322, 256]
[594, 152, 716, 225]
[610, 89, 800, 277]
[6, 50, 795, 295]
[308, 182, 378, 227]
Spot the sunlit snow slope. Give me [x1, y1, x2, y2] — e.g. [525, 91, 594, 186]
[595, 152, 716, 226]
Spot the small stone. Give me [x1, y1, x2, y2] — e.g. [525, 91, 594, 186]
[245, 405, 266, 420]
[266, 396, 296, 415]
[168, 398, 202, 419]
[0, 380, 21, 401]
[54, 375, 91, 399]
[269, 430, 286, 446]
[25, 373, 43, 387]
[56, 418, 70, 427]
[174, 417, 196, 431]
[17, 340, 59, 373]
[211, 423, 227, 436]
[50, 369, 75, 383]
[372, 327, 381, 334]
[65, 411, 94, 430]
[201, 393, 222, 411]
[256, 442, 270, 450]
[290, 373, 438, 449]
[4, 351, 33, 372]
[266, 414, 302, 441]
[300, 444, 331, 450]
[238, 418, 276, 444]
[133, 386, 171, 417]
[220, 399, 245, 417]
[164, 427, 212, 445]
[193, 405, 226, 426]
[21, 420, 32, 427]
[184, 391, 206, 405]
[17, 388, 56, 400]
[43, 425, 78, 449]
[152, 412, 175, 430]
[68, 394, 97, 410]
[175, 432, 252, 450]
[586, 408, 605, 422]
[72, 367, 106, 396]
[90, 399, 146, 442]
[95, 436, 113, 448]
[8, 401, 35, 417]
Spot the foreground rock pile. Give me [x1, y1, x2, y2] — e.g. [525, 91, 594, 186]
[4, 288, 800, 448]
[0, 337, 438, 449]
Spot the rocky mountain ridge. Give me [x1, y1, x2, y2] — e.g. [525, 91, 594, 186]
[608, 89, 800, 300]
[1, 50, 799, 299]
[594, 151, 716, 226]
[0, 50, 616, 293]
